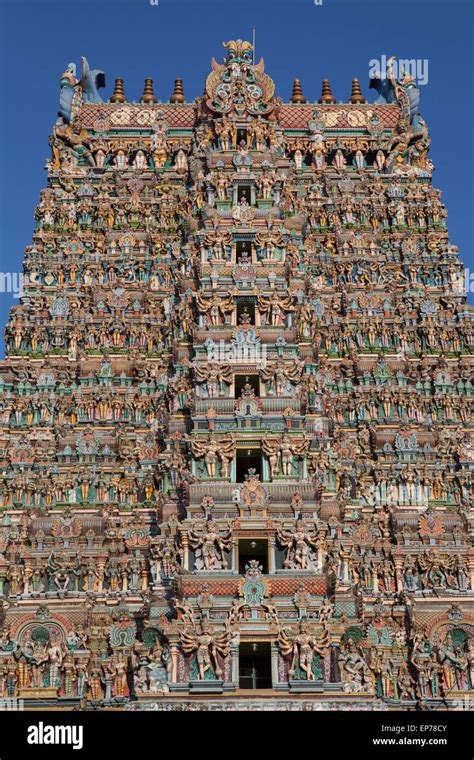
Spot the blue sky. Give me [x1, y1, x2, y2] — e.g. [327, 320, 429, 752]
[0, 0, 473, 356]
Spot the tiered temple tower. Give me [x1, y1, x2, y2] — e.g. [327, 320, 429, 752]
[0, 41, 473, 710]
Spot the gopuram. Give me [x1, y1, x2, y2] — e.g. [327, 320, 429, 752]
[0, 40, 472, 711]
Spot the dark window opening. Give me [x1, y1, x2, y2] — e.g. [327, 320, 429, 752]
[237, 185, 251, 203]
[234, 374, 260, 398]
[236, 128, 248, 147]
[238, 538, 268, 574]
[236, 448, 261, 482]
[236, 297, 255, 325]
[239, 642, 272, 690]
[236, 240, 252, 260]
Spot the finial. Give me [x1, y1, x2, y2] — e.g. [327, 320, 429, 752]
[141, 78, 157, 104]
[290, 78, 307, 104]
[318, 79, 335, 104]
[110, 78, 126, 104]
[349, 78, 366, 104]
[170, 78, 185, 104]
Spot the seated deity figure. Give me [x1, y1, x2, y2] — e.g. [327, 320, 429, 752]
[133, 150, 148, 169]
[114, 149, 128, 169]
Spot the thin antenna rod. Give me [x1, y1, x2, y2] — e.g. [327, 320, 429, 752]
[252, 27, 256, 64]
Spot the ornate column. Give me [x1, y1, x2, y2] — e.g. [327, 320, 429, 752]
[230, 636, 239, 686]
[181, 532, 190, 571]
[271, 641, 279, 688]
[467, 548, 474, 591]
[393, 547, 404, 592]
[170, 643, 179, 684]
[268, 535, 276, 573]
[231, 537, 238, 573]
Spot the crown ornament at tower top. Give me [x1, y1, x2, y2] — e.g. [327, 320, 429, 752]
[204, 39, 275, 117]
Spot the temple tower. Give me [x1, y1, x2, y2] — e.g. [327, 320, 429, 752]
[0, 41, 472, 709]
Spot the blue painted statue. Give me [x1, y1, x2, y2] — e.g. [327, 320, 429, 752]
[59, 63, 79, 123]
[369, 56, 421, 131]
[59, 57, 105, 123]
[81, 57, 106, 103]
[369, 75, 397, 104]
